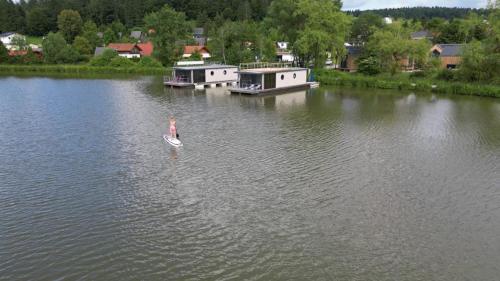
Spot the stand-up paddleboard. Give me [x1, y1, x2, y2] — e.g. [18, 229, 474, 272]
[163, 134, 183, 147]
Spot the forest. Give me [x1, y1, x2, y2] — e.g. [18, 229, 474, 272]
[0, 0, 499, 85]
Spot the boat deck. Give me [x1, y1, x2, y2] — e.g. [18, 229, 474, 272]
[229, 82, 319, 95]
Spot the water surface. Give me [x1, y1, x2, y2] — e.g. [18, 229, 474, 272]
[1, 76, 500, 280]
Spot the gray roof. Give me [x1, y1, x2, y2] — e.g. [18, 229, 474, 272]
[194, 37, 206, 46]
[94, 47, 106, 56]
[130, 31, 142, 39]
[0, 32, 16, 37]
[437, 44, 464, 57]
[174, 64, 237, 70]
[193, 28, 204, 36]
[411, 30, 433, 39]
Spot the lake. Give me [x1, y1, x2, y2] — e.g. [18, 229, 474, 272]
[1, 75, 500, 280]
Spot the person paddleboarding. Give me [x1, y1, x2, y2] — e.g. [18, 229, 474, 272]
[164, 116, 182, 147]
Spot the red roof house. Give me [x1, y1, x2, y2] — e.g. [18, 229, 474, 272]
[137, 42, 153, 56]
[183, 45, 210, 59]
[107, 43, 142, 58]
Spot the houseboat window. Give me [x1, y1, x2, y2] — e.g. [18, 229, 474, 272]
[210, 71, 214, 76]
[281, 74, 284, 80]
[223, 70, 227, 75]
[293, 73, 296, 79]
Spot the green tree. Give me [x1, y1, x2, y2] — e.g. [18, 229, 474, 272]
[144, 5, 192, 65]
[103, 27, 117, 45]
[42, 32, 67, 64]
[26, 7, 54, 36]
[89, 48, 118, 66]
[293, 0, 351, 67]
[350, 12, 384, 44]
[82, 21, 101, 49]
[73, 36, 93, 55]
[57, 9, 83, 43]
[138, 56, 163, 67]
[55, 45, 80, 64]
[11, 35, 27, 50]
[0, 42, 8, 63]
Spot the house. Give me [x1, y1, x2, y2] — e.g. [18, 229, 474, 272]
[384, 17, 393, 24]
[430, 44, 464, 69]
[183, 45, 211, 59]
[164, 63, 238, 89]
[107, 43, 142, 58]
[339, 46, 362, 72]
[193, 28, 206, 46]
[411, 30, 433, 40]
[137, 42, 153, 56]
[229, 62, 317, 95]
[0, 32, 25, 49]
[277, 41, 289, 49]
[276, 42, 294, 62]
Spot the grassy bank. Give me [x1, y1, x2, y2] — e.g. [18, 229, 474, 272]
[316, 69, 500, 98]
[0, 64, 170, 75]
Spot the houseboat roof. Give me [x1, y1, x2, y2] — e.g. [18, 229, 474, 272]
[173, 64, 237, 70]
[237, 67, 307, 74]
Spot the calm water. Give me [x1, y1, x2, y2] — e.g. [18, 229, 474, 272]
[1, 75, 500, 280]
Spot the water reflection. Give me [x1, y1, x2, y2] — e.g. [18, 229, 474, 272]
[2, 76, 500, 280]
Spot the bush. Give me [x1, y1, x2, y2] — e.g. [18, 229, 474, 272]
[89, 48, 118, 66]
[357, 56, 381, 76]
[436, 69, 456, 81]
[55, 45, 80, 64]
[137, 56, 163, 68]
[109, 56, 136, 68]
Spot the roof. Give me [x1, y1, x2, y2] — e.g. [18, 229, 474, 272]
[238, 67, 307, 74]
[0, 32, 16, 37]
[193, 28, 204, 36]
[130, 31, 142, 39]
[137, 42, 153, 56]
[107, 43, 138, 52]
[184, 45, 209, 54]
[94, 47, 106, 56]
[173, 64, 237, 70]
[435, 44, 464, 57]
[8, 49, 42, 56]
[411, 30, 433, 39]
[194, 37, 206, 46]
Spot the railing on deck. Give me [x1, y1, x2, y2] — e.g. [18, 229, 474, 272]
[163, 76, 191, 84]
[239, 62, 292, 70]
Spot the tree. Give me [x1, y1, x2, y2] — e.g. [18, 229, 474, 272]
[55, 45, 80, 64]
[11, 35, 27, 50]
[42, 32, 67, 64]
[73, 36, 93, 55]
[103, 27, 117, 45]
[26, 7, 54, 36]
[57, 10, 83, 43]
[0, 42, 8, 64]
[89, 48, 118, 66]
[144, 5, 192, 65]
[293, 0, 351, 67]
[82, 21, 101, 49]
[363, 22, 430, 75]
[350, 12, 384, 44]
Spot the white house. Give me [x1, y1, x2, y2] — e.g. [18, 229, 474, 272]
[0, 32, 25, 49]
[277, 41, 289, 50]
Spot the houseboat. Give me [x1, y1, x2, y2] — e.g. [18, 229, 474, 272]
[164, 62, 238, 89]
[229, 62, 319, 95]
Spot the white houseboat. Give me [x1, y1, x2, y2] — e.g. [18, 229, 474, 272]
[229, 63, 319, 95]
[164, 62, 238, 89]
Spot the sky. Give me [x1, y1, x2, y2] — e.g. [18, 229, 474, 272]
[342, 0, 489, 10]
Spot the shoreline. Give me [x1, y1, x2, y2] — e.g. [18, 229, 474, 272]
[316, 70, 500, 98]
[0, 64, 170, 76]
